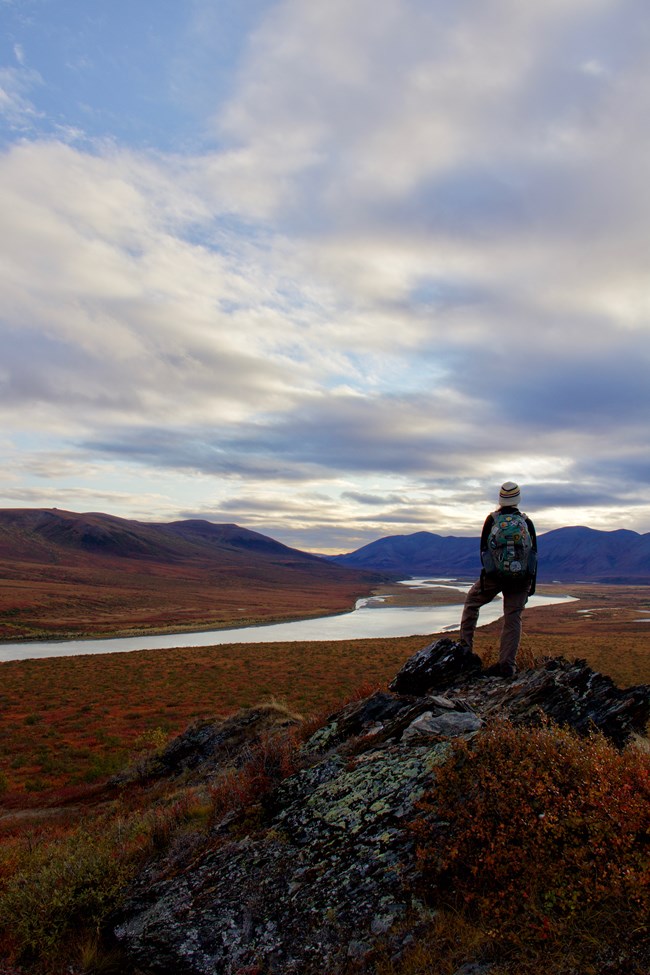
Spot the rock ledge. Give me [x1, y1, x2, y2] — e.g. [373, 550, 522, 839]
[112, 639, 650, 974]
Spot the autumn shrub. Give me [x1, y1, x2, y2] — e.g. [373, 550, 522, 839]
[413, 719, 650, 971]
[367, 909, 490, 975]
[209, 728, 302, 822]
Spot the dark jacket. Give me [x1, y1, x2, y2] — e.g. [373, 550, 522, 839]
[480, 506, 537, 595]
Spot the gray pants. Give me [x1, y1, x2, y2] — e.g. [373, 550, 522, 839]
[459, 575, 529, 670]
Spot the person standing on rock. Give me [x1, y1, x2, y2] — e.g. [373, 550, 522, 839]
[459, 481, 537, 678]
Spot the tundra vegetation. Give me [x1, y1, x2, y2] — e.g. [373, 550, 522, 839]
[0, 584, 648, 973]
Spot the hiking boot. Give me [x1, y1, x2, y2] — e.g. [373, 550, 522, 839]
[481, 662, 518, 679]
[480, 663, 504, 678]
[500, 664, 518, 679]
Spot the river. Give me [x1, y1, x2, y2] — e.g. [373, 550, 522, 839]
[0, 579, 576, 663]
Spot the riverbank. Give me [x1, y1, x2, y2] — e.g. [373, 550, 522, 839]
[0, 578, 466, 646]
[0, 553, 381, 644]
[0, 581, 576, 661]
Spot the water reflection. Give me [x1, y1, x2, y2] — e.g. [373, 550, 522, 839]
[0, 579, 576, 662]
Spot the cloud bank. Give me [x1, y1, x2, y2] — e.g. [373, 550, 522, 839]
[1, 0, 649, 550]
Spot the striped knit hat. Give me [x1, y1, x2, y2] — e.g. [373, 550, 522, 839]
[498, 481, 521, 508]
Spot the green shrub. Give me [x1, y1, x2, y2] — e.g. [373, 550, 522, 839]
[0, 825, 134, 964]
[79, 748, 128, 783]
[413, 720, 650, 970]
[0, 799, 194, 969]
[23, 777, 47, 793]
[133, 726, 169, 752]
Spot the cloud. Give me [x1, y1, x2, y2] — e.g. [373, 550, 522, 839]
[0, 63, 41, 129]
[1, 0, 650, 549]
[205, 0, 634, 226]
[80, 385, 491, 483]
[341, 491, 407, 507]
[522, 482, 641, 511]
[0, 141, 319, 431]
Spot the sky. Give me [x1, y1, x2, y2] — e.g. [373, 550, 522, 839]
[1, 0, 649, 554]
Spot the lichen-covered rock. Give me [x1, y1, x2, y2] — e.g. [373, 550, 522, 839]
[302, 690, 414, 753]
[111, 647, 649, 974]
[389, 637, 482, 695]
[113, 739, 450, 974]
[456, 656, 650, 747]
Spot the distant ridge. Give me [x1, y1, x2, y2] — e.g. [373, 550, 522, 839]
[0, 508, 390, 641]
[0, 508, 327, 567]
[329, 526, 650, 584]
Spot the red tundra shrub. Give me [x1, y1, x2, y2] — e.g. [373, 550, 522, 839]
[209, 728, 302, 820]
[413, 720, 649, 959]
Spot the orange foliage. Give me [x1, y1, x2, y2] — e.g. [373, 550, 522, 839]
[0, 624, 649, 806]
[413, 720, 650, 964]
[0, 636, 423, 804]
[209, 729, 302, 822]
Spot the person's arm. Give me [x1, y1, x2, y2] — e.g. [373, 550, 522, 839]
[526, 517, 537, 595]
[480, 513, 494, 552]
[479, 514, 495, 588]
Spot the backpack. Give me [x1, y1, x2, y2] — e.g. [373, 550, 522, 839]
[481, 510, 536, 587]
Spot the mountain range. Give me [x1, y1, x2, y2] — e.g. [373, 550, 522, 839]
[1, 508, 649, 592]
[329, 526, 650, 583]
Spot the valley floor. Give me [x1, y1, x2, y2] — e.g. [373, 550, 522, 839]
[0, 583, 647, 809]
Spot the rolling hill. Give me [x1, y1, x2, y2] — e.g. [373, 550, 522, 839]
[0, 508, 325, 567]
[0, 508, 389, 641]
[329, 526, 650, 583]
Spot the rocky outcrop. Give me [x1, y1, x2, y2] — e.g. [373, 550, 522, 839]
[111, 640, 650, 975]
[112, 703, 302, 788]
[451, 655, 650, 748]
[388, 636, 483, 694]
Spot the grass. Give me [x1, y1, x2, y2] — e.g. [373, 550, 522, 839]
[0, 552, 377, 641]
[0, 583, 648, 972]
[0, 636, 419, 801]
[0, 595, 649, 802]
[0, 710, 310, 974]
[0, 792, 202, 972]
